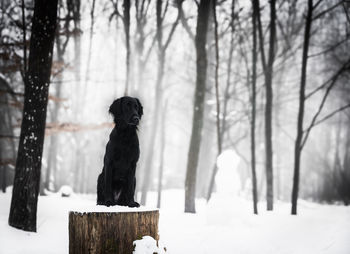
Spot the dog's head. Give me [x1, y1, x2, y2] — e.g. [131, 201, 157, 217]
[109, 96, 143, 127]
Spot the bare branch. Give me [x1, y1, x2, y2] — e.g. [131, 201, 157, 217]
[254, 0, 267, 74]
[0, 75, 21, 101]
[178, 1, 195, 41]
[163, 7, 181, 51]
[143, 34, 157, 64]
[305, 58, 350, 99]
[313, 0, 324, 10]
[314, 103, 350, 126]
[308, 37, 350, 58]
[0, 158, 16, 166]
[110, 0, 124, 20]
[301, 71, 344, 149]
[161, 0, 170, 22]
[0, 135, 20, 139]
[342, 2, 350, 24]
[313, 1, 343, 20]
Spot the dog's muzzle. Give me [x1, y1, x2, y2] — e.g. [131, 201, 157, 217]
[131, 116, 139, 125]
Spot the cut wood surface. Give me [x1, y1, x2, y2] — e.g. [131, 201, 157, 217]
[69, 209, 159, 254]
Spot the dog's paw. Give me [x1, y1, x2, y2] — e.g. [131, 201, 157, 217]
[128, 201, 140, 208]
[105, 199, 113, 207]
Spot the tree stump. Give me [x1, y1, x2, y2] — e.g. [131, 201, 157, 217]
[69, 209, 159, 254]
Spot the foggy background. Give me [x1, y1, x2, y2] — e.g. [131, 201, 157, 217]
[1, 0, 349, 209]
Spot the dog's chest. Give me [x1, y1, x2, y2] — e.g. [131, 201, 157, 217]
[112, 134, 140, 162]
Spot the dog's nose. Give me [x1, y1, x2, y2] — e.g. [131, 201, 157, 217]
[132, 116, 139, 125]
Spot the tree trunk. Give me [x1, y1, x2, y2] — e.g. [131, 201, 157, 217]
[123, 0, 131, 95]
[251, 0, 259, 215]
[206, 0, 221, 203]
[83, 0, 96, 91]
[141, 0, 181, 205]
[291, 0, 313, 215]
[69, 210, 159, 254]
[185, 0, 211, 213]
[0, 82, 9, 193]
[135, 0, 151, 97]
[8, 0, 58, 232]
[140, 0, 165, 205]
[1, 166, 6, 193]
[157, 101, 167, 208]
[264, 0, 276, 211]
[45, 31, 64, 192]
[72, 0, 83, 193]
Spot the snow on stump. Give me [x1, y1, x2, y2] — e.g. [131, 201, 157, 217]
[68, 207, 159, 254]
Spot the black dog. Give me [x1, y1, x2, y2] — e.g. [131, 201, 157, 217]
[97, 96, 143, 207]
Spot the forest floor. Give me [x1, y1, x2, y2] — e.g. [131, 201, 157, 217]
[0, 188, 349, 254]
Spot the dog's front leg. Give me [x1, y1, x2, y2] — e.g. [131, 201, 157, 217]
[104, 166, 114, 206]
[125, 163, 139, 207]
[125, 177, 139, 207]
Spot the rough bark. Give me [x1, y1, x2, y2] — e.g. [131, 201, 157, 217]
[185, 0, 211, 213]
[8, 0, 58, 232]
[69, 210, 159, 254]
[291, 0, 313, 215]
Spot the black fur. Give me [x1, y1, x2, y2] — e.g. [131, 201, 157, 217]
[97, 96, 143, 207]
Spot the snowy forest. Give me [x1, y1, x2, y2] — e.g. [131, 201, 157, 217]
[0, 0, 350, 253]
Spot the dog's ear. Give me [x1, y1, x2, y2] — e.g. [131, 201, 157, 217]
[109, 98, 123, 118]
[136, 98, 143, 118]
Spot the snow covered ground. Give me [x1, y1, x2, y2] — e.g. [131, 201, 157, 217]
[0, 189, 349, 254]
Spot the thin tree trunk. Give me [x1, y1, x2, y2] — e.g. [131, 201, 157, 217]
[157, 101, 167, 208]
[264, 0, 276, 211]
[206, 0, 221, 202]
[72, 0, 82, 193]
[46, 1, 73, 191]
[21, 0, 27, 75]
[291, 0, 313, 215]
[135, 0, 151, 97]
[251, 0, 259, 215]
[0, 144, 5, 192]
[185, 0, 211, 213]
[221, 0, 235, 142]
[46, 32, 64, 192]
[84, 0, 96, 90]
[8, 0, 58, 232]
[123, 0, 131, 95]
[0, 82, 10, 193]
[140, 0, 180, 205]
[1, 166, 6, 193]
[140, 0, 165, 205]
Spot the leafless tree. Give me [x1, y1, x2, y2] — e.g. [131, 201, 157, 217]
[185, 0, 211, 213]
[140, 0, 180, 205]
[8, 0, 58, 232]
